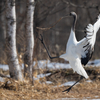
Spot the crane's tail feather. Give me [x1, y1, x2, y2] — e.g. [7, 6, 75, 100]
[70, 58, 89, 79]
[75, 66, 89, 79]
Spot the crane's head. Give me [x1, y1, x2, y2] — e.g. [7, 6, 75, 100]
[70, 12, 77, 17]
[70, 12, 77, 30]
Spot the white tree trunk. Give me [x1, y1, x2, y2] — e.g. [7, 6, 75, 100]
[6, 0, 23, 81]
[24, 0, 35, 79]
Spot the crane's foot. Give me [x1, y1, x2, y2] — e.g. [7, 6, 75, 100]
[62, 87, 72, 93]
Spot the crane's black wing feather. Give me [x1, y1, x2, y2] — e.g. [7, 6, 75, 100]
[78, 14, 100, 66]
[81, 44, 94, 65]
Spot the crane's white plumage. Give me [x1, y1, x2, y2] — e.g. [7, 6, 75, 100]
[60, 12, 100, 79]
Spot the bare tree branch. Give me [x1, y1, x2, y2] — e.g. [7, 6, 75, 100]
[36, 14, 87, 33]
[36, 15, 70, 30]
[0, 0, 41, 14]
[62, 0, 99, 9]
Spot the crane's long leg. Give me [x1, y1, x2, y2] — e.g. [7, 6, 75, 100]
[38, 34, 59, 59]
[62, 76, 84, 93]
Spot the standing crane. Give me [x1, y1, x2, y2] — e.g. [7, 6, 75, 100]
[39, 12, 100, 93]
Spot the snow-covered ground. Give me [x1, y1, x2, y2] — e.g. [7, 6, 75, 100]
[0, 64, 9, 71]
[0, 59, 100, 83]
[1, 59, 100, 71]
[0, 77, 5, 82]
[54, 81, 77, 88]
[33, 73, 51, 80]
[0, 60, 100, 99]
[87, 59, 100, 67]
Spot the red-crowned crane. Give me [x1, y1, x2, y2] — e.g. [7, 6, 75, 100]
[39, 12, 100, 93]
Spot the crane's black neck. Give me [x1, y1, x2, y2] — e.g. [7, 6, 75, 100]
[72, 14, 77, 31]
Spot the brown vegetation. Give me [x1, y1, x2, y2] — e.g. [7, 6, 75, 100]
[0, 66, 100, 99]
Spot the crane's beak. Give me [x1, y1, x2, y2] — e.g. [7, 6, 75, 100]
[62, 15, 71, 19]
[65, 13, 72, 17]
[70, 12, 73, 16]
[70, 13, 72, 16]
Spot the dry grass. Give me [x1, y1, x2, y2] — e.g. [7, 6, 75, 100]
[0, 65, 100, 99]
[0, 75, 100, 99]
[0, 79, 100, 100]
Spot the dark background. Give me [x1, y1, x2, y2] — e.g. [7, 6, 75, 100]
[0, 0, 100, 63]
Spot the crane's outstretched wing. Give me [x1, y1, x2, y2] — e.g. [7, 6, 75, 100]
[77, 14, 100, 66]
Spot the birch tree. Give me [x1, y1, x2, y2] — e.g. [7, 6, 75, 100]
[6, 0, 23, 81]
[24, 0, 35, 79]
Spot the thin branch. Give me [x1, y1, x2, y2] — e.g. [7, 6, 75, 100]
[36, 15, 70, 30]
[51, 28, 85, 33]
[0, 0, 41, 14]
[37, 15, 86, 33]
[62, 0, 99, 9]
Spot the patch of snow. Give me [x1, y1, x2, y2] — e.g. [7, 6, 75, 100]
[37, 73, 51, 79]
[56, 98, 100, 100]
[0, 77, 5, 82]
[86, 80, 92, 83]
[87, 59, 100, 67]
[1, 59, 100, 71]
[54, 81, 76, 88]
[92, 99, 100, 100]
[95, 96, 99, 98]
[37, 59, 100, 70]
[33, 73, 51, 80]
[47, 62, 71, 69]
[54, 80, 93, 88]
[22, 60, 71, 70]
[6, 75, 10, 77]
[0, 75, 10, 82]
[55, 98, 78, 100]
[86, 97, 91, 99]
[35, 60, 71, 70]
[45, 81, 53, 84]
[61, 81, 76, 86]
[0, 64, 9, 71]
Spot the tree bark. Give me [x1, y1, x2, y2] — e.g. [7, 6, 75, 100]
[6, 0, 23, 81]
[24, 0, 35, 79]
